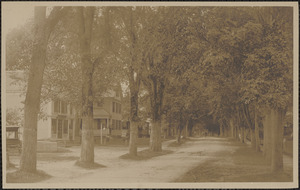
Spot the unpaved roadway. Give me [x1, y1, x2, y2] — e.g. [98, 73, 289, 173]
[43, 137, 232, 183]
[7, 137, 293, 184]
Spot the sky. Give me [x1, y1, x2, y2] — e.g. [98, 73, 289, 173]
[2, 3, 34, 37]
[1, 2, 131, 92]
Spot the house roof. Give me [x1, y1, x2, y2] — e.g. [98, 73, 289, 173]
[6, 126, 20, 131]
[93, 108, 110, 118]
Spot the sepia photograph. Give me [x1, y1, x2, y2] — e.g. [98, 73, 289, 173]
[2, 2, 298, 189]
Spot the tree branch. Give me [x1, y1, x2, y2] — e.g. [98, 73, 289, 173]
[47, 7, 72, 33]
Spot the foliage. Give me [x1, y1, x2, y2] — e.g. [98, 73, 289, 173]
[41, 7, 125, 109]
[184, 7, 293, 128]
[6, 21, 34, 71]
[6, 108, 23, 126]
[6, 6, 293, 136]
[241, 7, 293, 111]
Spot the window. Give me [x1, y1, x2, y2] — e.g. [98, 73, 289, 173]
[112, 102, 122, 114]
[112, 119, 116, 129]
[63, 120, 68, 134]
[69, 119, 73, 130]
[112, 102, 115, 112]
[6, 131, 17, 139]
[97, 120, 101, 129]
[114, 103, 121, 114]
[54, 101, 60, 113]
[53, 100, 68, 114]
[51, 119, 57, 134]
[70, 105, 73, 115]
[58, 120, 62, 128]
[113, 102, 121, 114]
[61, 102, 67, 114]
[114, 120, 122, 130]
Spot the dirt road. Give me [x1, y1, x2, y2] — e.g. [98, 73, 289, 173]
[40, 137, 242, 183]
[7, 137, 293, 184]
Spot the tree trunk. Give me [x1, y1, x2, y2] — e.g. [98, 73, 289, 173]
[189, 128, 193, 137]
[230, 119, 235, 138]
[184, 120, 189, 138]
[163, 123, 167, 139]
[254, 106, 260, 152]
[263, 111, 272, 162]
[235, 125, 239, 140]
[20, 7, 48, 173]
[129, 121, 138, 156]
[128, 79, 139, 156]
[80, 116, 94, 163]
[270, 108, 284, 172]
[188, 121, 193, 137]
[74, 108, 81, 142]
[220, 124, 224, 137]
[250, 128, 256, 148]
[150, 121, 162, 151]
[127, 8, 140, 156]
[177, 127, 182, 143]
[78, 7, 95, 164]
[145, 66, 165, 152]
[240, 127, 244, 143]
[226, 125, 229, 137]
[6, 152, 10, 168]
[243, 128, 247, 143]
[168, 123, 172, 137]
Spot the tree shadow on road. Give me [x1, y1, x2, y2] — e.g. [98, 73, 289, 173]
[120, 149, 173, 161]
[6, 170, 51, 183]
[74, 160, 106, 170]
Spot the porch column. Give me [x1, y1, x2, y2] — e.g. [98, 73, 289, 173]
[106, 118, 108, 135]
[73, 120, 75, 140]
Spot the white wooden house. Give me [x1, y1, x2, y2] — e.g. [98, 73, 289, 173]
[5, 71, 123, 143]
